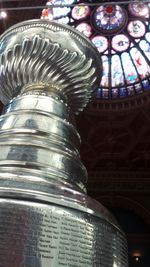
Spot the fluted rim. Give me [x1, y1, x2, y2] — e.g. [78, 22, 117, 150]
[0, 19, 102, 114]
[0, 19, 101, 59]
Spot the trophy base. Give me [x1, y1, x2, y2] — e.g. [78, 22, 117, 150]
[0, 194, 128, 267]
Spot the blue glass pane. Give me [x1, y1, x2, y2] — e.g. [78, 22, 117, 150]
[119, 87, 127, 98]
[112, 88, 119, 98]
[102, 89, 109, 98]
[96, 88, 102, 98]
[142, 80, 150, 91]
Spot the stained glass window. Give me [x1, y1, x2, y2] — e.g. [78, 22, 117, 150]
[41, 1, 150, 100]
[71, 4, 90, 20]
[93, 5, 127, 34]
[91, 36, 108, 53]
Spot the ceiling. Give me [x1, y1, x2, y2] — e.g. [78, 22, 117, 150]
[0, 0, 45, 34]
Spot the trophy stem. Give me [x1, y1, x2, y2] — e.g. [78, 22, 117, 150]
[0, 84, 87, 200]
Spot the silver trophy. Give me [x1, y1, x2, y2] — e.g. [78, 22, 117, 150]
[0, 20, 128, 267]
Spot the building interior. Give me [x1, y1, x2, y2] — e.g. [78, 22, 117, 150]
[0, 0, 150, 266]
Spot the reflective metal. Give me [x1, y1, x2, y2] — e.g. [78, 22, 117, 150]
[0, 20, 128, 266]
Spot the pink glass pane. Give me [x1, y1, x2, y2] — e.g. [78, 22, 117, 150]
[71, 4, 90, 20]
[91, 36, 108, 53]
[128, 3, 149, 18]
[112, 34, 130, 52]
[76, 23, 92, 37]
[127, 20, 146, 38]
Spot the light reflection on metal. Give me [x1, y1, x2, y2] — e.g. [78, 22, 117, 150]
[0, 20, 128, 266]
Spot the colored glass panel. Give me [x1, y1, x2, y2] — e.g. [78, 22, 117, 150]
[45, 0, 75, 19]
[71, 4, 90, 20]
[56, 16, 70, 24]
[96, 88, 102, 98]
[130, 47, 150, 79]
[120, 87, 127, 97]
[127, 85, 135, 95]
[76, 22, 92, 37]
[91, 36, 108, 53]
[53, 6, 71, 18]
[142, 80, 150, 90]
[121, 53, 139, 84]
[112, 88, 119, 98]
[112, 34, 130, 52]
[127, 20, 146, 38]
[128, 3, 149, 18]
[101, 56, 109, 87]
[101, 89, 109, 98]
[145, 32, 150, 42]
[134, 83, 142, 93]
[111, 55, 124, 87]
[139, 40, 150, 60]
[41, 1, 150, 100]
[93, 5, 126, 33]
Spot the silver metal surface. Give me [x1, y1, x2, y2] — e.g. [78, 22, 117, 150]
[0, 20, 128, 266]
[0, 19, 101, 114]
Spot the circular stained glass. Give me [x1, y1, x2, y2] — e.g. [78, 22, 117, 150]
[71, 4, 90, 20]
[112, 34, 130, 52]
[41, 1, 150, 103]
[128, 3, 149, 18]
[76, 22, 92, 37]
[93, 5, 127, 34]
[127, 20, 146, 38]
[91, 36, 108, 53]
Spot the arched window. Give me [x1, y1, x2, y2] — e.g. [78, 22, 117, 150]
[41, 1, 150, 100]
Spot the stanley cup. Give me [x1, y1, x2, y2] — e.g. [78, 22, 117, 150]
[0, 20, 128, 266]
